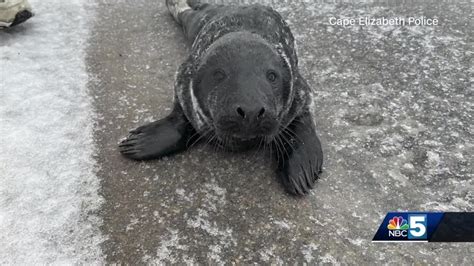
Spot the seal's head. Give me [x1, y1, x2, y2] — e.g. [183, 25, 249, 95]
[193, 32, 293, 149]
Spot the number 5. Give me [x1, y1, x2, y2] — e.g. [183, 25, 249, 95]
[409, 215, 427, 239]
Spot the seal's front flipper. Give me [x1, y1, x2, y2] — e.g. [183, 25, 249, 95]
[276, 112, 323, 196]
[119, 106, 194, 161]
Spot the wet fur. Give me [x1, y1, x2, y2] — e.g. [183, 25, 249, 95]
[119, 0, 323, 195]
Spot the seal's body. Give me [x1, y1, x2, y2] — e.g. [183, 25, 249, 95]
[120, 0, 323, 195]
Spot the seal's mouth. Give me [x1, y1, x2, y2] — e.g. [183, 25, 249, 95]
[214, 134, 261, 151]
[212, 129, 280, 151]
[214, 127, 278, 142]
[215, 132, 260, 143]
[230, 134, 261, 141]
[211, 112, 281, 150]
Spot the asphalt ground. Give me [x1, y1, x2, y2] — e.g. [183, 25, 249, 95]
[87, 0, 473, 263]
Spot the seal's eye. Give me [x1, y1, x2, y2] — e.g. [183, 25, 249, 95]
[213, 69, 227, 83]
[266, 70, 278, 83]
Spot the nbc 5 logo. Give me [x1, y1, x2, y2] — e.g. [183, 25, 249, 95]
[408, 214, 427, 240]
[387, 214, 427, 239]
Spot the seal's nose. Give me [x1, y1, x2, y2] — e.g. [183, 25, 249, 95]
[216, 103, 276, 137]
[235, 106, 266, 120]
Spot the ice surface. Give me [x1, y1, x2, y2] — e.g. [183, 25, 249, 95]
[87, 0, 473, 263]
[0, 0, 103, 263]
[1, 0, 471, 264]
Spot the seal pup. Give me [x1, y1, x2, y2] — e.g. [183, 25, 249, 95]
[119, 0, 323, 195]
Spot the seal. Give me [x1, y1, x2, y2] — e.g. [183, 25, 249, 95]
[119, 0, 323, 195]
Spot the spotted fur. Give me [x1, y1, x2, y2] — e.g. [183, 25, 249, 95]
[168, 2, 307, 132]
[119, 1, 322, 196]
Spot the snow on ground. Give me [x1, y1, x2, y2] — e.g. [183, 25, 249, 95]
[0, 0, 103, 264]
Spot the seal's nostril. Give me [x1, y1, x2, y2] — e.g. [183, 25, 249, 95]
[236, 107, 246, 118]
[258, 108, 265, 118]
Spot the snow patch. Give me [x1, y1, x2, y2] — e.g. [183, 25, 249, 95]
[272, 220, 292, 230]
[320, 253, 339, 264]
[147, 229, 192, 264]
[301, 243, 319, 262]
[0, 0, 103, 263]
[184, 179, 235, 263]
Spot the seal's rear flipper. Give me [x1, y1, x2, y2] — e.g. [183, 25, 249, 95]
[166, 0, 219, 43]
[166, 0, 192, 24]
[119, 105, 195, 161]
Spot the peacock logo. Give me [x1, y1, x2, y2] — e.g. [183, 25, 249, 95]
[387, 216, 409, 230]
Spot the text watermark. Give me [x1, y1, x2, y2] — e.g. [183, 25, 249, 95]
[328, 16, 439, 26]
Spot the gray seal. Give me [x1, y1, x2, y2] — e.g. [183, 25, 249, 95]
[119, 0, 323, 195]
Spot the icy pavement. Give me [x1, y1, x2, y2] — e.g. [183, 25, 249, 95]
[88, 0, 473, 264]
[0, 0, 472, 264]
[0, 0, 103, 264]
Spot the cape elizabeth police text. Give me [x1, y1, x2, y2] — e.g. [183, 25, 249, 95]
[328, 17, 439, 27]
